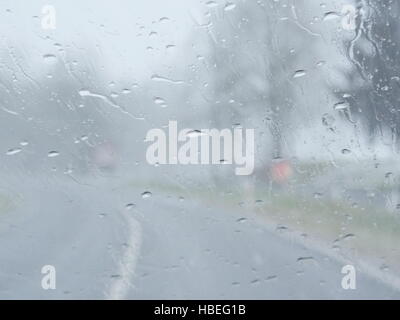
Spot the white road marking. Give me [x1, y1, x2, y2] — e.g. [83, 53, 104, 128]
[105, 211, 142, 300]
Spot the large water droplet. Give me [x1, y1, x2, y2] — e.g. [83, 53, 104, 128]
[276, 225, 288, 232]
[125, 203, 136, 210]
[6, 148, 22, 156]
[78, 89, 91, 97]
[141, 191, 152, 199]
[154, 97, 167, 107]
[151, 74, 184, 85]
[334, 101, 350, 110]
[323, 11, 341, 21]
[293, 70, 307, 78]
[48, 151, 60, 158]
[186, 130, 207, 138]
[342, 233, 356, 241]
[296, 256, 316, 265]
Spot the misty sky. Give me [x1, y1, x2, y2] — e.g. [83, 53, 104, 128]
[0, 0, 203, 79]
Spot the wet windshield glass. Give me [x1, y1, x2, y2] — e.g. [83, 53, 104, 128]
[1, 0, 400, 299]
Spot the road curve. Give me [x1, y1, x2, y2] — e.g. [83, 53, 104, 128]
[0, 175, 399, 299]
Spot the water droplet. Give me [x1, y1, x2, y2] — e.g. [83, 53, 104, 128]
[48, 151, 60, 158]
[125, 203, 136, 210]
[385, 172, 393, 178]
[380, 264, 389, 271]
[265, 275, 277, 281]
[186, 130, 207, 138]
[43, 54, 57, 64]
[64, 167, 73, 174]
[224, 2, 236, 11]
[322, 113, 335, 127]
[206, 1, 218, 8]
[154, 97, 167, 107]
[141, 191, 152, 199]
[151, 74, 184, 85]
[78, 89, 91, 97]
[159, 17, 170, 23]
[313, 192, 323, 199]
[297, 256, 316, 264]
[232, 123, 242, 129]
[293, 70, 307, 78]
[6, 148, 22, 156]
[334, 101, 350, 110]
[342, 233, 356, 241]
[250, 279, 261, 285]
[149, 31, 158, 38]
[276, 225, 288, 232]
[323, 11, 341, 21]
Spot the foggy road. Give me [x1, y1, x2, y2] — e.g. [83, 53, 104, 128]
[0, 176, 399, 299]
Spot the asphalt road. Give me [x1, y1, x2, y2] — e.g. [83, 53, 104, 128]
[0, 175, 399, 299]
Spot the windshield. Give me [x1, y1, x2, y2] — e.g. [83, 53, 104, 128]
[1, 0, 400, 300]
